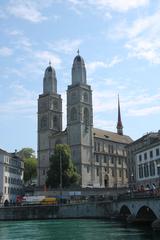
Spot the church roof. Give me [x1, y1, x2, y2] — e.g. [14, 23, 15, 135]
[45, 65, 55, 74]
[73, 50, 85, 65]
[93, 128, 133, 144]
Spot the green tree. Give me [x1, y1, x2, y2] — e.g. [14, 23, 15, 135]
[18, 148, 37, 183]
[46, 144, 80, 188]
[18, 148, 35, 159]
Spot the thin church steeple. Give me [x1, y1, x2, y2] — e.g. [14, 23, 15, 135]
[117, 94, 123, 135]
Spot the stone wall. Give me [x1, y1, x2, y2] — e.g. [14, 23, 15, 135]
[0, 202, 112, 221]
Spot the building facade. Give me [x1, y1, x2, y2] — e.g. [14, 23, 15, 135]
[37, 53, 132, 188]
[126, 131, 160, 190]
[0, 149, 24, 204]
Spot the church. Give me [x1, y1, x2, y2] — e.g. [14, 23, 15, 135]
[37, 52, 132, 188]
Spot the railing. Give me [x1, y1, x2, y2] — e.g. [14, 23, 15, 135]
[117, 189, 160, 201]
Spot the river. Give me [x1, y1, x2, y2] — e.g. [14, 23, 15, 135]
[0, 219, 159, 240]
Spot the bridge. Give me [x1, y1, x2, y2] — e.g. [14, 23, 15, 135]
[112, 192, 160, 229]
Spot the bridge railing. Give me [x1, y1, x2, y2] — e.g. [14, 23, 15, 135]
[117, 189, 160, 201]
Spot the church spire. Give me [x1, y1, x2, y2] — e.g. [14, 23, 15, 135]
[72, 51, 86, 85]
[117, 94, 123, 135]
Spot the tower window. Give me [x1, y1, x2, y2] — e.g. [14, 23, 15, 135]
[71, 107, 77, 121]
[83, 92, 88, 102]
[84, 108, 89, 132]
[40, 116, 47, 129]
[53, 116, 58, 129]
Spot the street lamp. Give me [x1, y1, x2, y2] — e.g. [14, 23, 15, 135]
[59, 151, 62, 203]
[130, 173, 134, 198]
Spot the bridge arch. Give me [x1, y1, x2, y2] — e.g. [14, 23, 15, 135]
[119, 205, 131, 219]
[136, 205, 157, 222]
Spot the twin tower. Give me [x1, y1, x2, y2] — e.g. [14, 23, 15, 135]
[37, 52, 123, 188]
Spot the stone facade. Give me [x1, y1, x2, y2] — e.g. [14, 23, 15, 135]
[37, 53, 132, 188]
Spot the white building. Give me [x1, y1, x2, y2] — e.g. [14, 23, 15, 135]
[126, 132, 160, 190]
[0, 149, 24, 204]
[37, 53, 132, 188]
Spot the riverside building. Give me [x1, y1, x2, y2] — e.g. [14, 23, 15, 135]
[0, 149, 24, 204]
[126, 131, 160, 191]
[37, 53, 132, 188]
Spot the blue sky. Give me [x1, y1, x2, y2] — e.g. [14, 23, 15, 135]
[0, 0, 160, 153]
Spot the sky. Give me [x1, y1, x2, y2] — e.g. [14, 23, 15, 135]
[0, 0, 160, 153]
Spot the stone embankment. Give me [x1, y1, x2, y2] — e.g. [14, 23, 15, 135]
[0, 201, 112, 221]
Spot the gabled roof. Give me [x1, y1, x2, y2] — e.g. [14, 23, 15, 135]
[0, 148, 8, 155]
[93, 128, 133, 144]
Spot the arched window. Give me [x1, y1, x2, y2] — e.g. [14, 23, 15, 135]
[71, 107, 77, 121]
[83, 92, 88, 102]
[84, 108, 89, 132]
[40, 116, 47, 129]
[53, 116, 58, 128]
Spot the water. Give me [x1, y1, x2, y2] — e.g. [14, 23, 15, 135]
[0, 219, 159, 240]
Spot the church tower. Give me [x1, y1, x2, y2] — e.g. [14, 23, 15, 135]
[37, 63, 62, 186]
[67, 52, 94, 187]
[116, 95, 123, 135]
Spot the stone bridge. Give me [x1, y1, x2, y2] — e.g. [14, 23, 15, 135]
[112, 194, 160, 229]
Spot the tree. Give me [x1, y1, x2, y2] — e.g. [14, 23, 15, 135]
[18, 148, 37, 183]
[18, 148, 35, 159]
[46, 144, 80, 188]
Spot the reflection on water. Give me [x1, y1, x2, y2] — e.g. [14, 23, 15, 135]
[0, 219, 159, 240]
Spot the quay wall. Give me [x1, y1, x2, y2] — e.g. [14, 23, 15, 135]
[0, 202, 112, 221]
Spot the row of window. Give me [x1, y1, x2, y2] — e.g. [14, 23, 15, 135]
[5, 176, 23, 185]
[4, 157, 22, 168]
[95, 154, 126, 165]
[5, 166, 23, 175]
[138, 148, 160, 161]
[138, 162, 160, 178]
[85, 165, 127, 178]
[95, 167, 127, 178]
[40, 115, 59, 129]
[4, 186, 22, 195]
[94, 142, 126, 156]
[70, 107, 89, 122]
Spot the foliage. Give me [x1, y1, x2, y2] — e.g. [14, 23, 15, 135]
[24, 157, 37, 183]
[46, 144, 80, 188]
[18, 148, 37, 183]
[18, 148, 35, 159]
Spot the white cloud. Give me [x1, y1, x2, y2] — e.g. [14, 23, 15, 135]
[127, 106, 160, 116]
[34, 51, 62, 67]
[48, 39, 82, 54]
[110, 10, 160, 64]
[93, 118, 115, 131]
[0, 84, 37, 116]
[7, 0, 47, 23]
[68, 0, 149, 12]
[0, 47, 13, 56]
[87, 56, 122, 73]
[92, 89, 117, 114]
[89, 0, 149, 12]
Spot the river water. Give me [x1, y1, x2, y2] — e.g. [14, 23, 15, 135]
[0, 219, 159, 240]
